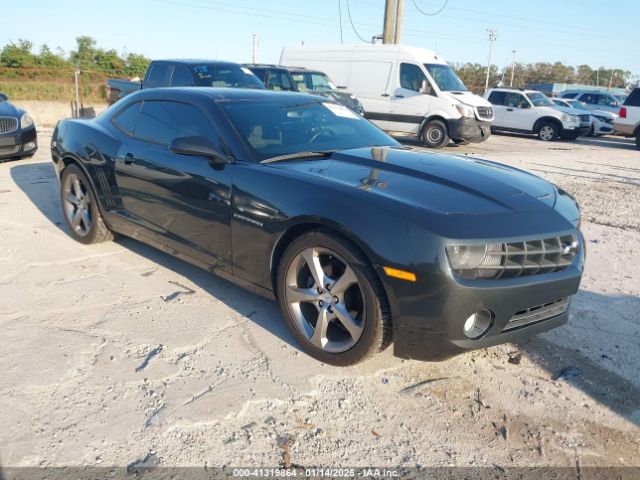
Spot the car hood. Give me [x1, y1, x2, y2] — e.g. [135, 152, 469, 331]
[271, 147, 558, 215]
[441, 91, 492, 108]
[554, 105, 584, 116]
[0, 100, 21, 118]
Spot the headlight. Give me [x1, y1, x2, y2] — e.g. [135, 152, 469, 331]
[561, 113, 578, 123]
[455, 104, 475, 118]
[446, 244, 504, 278]
[21, 113, 34, 129]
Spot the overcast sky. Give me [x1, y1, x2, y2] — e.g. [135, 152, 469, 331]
[3, 0, 638, 74]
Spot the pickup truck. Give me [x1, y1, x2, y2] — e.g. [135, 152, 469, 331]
[106, 59, 265, 105]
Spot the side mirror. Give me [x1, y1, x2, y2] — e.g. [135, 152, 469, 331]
[169, 136, 227, 163]
[0, 93, 8, 101]
[420, 80, 432, 95]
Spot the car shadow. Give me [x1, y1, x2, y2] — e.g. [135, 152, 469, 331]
[10, 161, 640, 427]
[573, 135, 637, 151]
[9, 161, 300, 353]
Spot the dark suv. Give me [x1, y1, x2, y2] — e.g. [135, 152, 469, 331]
[245, 64, 364, 114]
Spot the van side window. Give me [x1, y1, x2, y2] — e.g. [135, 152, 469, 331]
[147, 64, 170, 88]
[400, 63, 426, 92]
[488, 91, 506, 106]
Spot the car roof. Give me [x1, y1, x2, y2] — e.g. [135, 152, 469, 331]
[131, 87, 328, 103]
[488, 88, 538, 94]
[244, 64, 317, 73]
[153, 59, 243, 66]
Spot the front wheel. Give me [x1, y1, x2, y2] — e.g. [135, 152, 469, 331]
[60, 164, 114, 244]
[276, 230, 392, 366]
[421, 120, 450, 148]
[537, 122, 559, 141]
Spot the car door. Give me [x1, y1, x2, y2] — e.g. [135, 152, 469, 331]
[487, 91, 507, 126]
[114, 99, 233, 270]
[388, 63, 433, 134]
[502, 92, 536, 130]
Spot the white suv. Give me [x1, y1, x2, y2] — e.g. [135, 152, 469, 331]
[613, 88, 640, 150]
[484, 88, 591, 141]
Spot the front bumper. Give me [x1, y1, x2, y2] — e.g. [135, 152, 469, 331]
[0, 126, 38, 159]
[561, 125, 590, 137]
[381, 231, 584, 361]
[448, 117, 492, 143]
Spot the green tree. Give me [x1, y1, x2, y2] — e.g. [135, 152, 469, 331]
[125, 53, 150, 78]
[70, 36, 99, 70]
[0, 39, 36, 68]
[36, 44, 68, 68]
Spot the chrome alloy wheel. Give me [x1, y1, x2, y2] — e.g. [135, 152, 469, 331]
[62, 172, 92, 237]
[427, 125, 444, 143]
[284, 247, 365, 353]
[539, 125, 555, 141]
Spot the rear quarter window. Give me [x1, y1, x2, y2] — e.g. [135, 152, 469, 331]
[488, 91, 506, 106]
[113, 101, 142, 135]
[147, 64, 170, 88]
[624, 89, 640, 107]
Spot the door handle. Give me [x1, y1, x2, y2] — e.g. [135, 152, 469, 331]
[381, 93, 390, 97]
[123, 153, 135, 165]
[506, 108, 514, 112]
[395, 94, 404, 98]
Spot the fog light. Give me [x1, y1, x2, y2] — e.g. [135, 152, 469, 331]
[24, 141, 36, 151]
[463, 310, 494, 339]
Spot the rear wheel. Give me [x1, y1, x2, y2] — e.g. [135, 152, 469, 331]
[60, 164, 114, 244]
[276, 230, 391, 365]
[421, 120, 450, 148]
[537, 122, 559, 141]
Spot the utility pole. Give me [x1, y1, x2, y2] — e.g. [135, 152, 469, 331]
[383, 0, 397, 44]
[393, 0, 405, 44]
[252, 34, 258, 64]
[509, 50, 516, 87]
[73, 69, 80, 118]
[484, 29, 498, 92]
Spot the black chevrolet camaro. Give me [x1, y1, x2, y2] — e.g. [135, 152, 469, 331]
[51, 88, 584, 365]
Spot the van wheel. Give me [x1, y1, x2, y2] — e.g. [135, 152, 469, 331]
[421, 120, 450, 148]
[537, 122, 559, 141]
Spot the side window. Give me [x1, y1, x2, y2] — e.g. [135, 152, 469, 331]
[598, 95, 615, 106]
[561, 93, 578, 99]
[624, 89, 640, 107]
[147, 64, 170, 88]
[113, 101, 141, 135]
[505, 92, 528, 108]
[400, 63, 427, 92]
[134, 101, 217, 146]
[488, 91, 506, 106]
[580, 93, 599, 105]
[170, 65, 194, 87]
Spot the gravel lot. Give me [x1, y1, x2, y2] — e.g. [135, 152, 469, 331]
[1, 129, 639, 470]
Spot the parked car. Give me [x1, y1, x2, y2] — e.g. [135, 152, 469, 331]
[280, 44, 494, 148]
[245, 64, 365, 114]
[614, 88, 640, 150]
[51, 88, 584, 365]
[485, 88, 590, 141]
[106, 60, 264, 105]
[558, 90, 624, 114]
[551, 98, 616, 136]
[0, 93, 37, 161]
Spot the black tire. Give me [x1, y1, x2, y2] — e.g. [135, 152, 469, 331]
[587, 124, 595, 137]
[561, 132, 580, 141]
[60, 164, 114, 244]
[636, 134, 640, 151]
[537, 121, 559, 141]
[421, 119, 450, 148]
[452, 138, 469, 145]
[276, 229, 392, 366]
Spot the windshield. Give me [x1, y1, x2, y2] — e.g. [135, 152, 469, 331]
[192, 64, 265, 89]
[615, 94, 627, 103]
[221, 99, 399, 161]
[291, 72, 337, 93]
[527, 92, 554, 107]
[566, 100, 588, 111]
[424, 64, 467, 92]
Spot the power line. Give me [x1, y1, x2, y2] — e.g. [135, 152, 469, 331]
[411, 0, 447, 16]
[345, 0, 371, 43]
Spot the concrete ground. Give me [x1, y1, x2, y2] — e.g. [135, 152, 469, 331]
[1, 129, 639, 470]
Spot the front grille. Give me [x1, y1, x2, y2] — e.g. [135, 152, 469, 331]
[0, 116, 18, 134]
[473, 234, 579, 279]
[476, 106, 494, 119]
[579, 114, 590, 125]
[0, 145, 20, 156]
[503, 297, 569, 332]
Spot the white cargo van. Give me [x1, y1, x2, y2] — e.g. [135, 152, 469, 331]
[280, 44, 494, 148]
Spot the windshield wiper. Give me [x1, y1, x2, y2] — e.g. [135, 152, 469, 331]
[260, 150, 335, 164]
